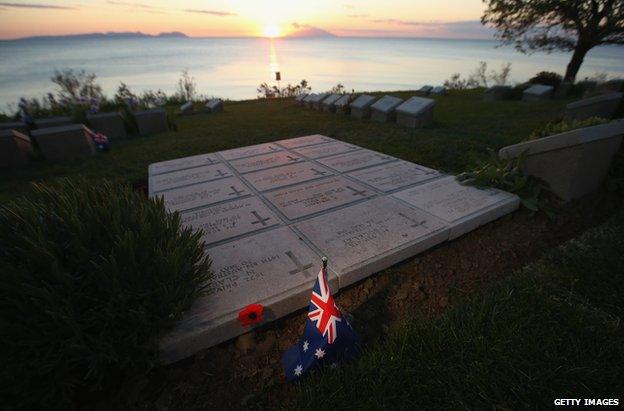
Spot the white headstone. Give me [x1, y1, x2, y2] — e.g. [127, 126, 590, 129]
[229, 151, 303, 173]
[523, 84, 554, 100]
[321, 94, 342, 112]
[348, 160, 440, 192]
[149, 163, 233, 194]
[206, 99, 223, 113]
[317, 150, 395, 172]
[395, 96, 436, 128]
[430, 86, 447, 95]
[350, 95, 377, 119]
[155, 176, 250, 212]
[242, 161, 334, 191]
[180, 101, 193, 115]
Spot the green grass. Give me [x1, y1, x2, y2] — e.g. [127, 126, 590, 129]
[0, 89, 570, 203]
[291, 211, 624, 409]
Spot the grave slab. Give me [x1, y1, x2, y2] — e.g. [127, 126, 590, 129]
[396, 96, 436, 128]
[350, 95, 376, 119]
[334, 94, 352, 114]
[149, 163, 233, 194]
[219, 142, 282, 160]
[31, 124, 95, 162]
[303, 93, 317, 108]
[264, 176, 374, 220]
[348, 160, 440, 192]
[35, 116, 72, 129]
[149, 153, 220, 175]
[310, 93, 329, 110]
[295, 93, 308, 105]
[135, 108, 168, 135]
[321, 94, 342, 112]
[430, 86, 447, 95]
[317, 149, 395, 172]
[0, 129, 32, 168]
[418, 85, 433, 94]
[292, 141, 360, 159]
[0, 122, 28, 134]
[276, 134, 335, 149]
[243, 161, 334, 191]
[87, 112, 127, 139]
[155, 177, 250, 212]
[180, 102, 193, 115]
[206, 99, 223, 113]
[294, 196, 449, 287]
[523, 84, 554, 101]
[483, 86, 512, 101]
[180, 196, 281, 246]
[160, 226, 336, 363]
[393, 176, 519, 239]
[565, 92, 623, 121]
[229, 151, 303, 173]
[370, 95, 403, 123]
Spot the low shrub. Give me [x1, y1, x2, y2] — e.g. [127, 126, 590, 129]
[0, 179, 211, 409]
[528, 117, 611, 141]
[529, 71, 563, 88]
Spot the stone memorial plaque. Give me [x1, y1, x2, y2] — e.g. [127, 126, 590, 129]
[430, 86, 447, 95]
[31, 125, 95, 162]
[180, 196, 280, 246]
[523, 84, 554, 101]
[229, 151, 303, 173]
[0, 129, 32, 168]
[155, 177, 250, 212]
[321, 94, 342, 112]
[371, 95, 403, 114]
[87, 112, 127, 139]
[317, 150, 396, 172]
[206, 99, 223, 113]
[35, 116, 72, 129]
[159, 226, 336, 363]
[295, 196, 449, 287]
[292, 141, 360, 159]
[265, 176, 374, 220]
[219, 142, 282, 160]
[149, 163, 233, 193]
[396, 97, 435, 116]
[565, 92, 623, 122]
[149, 153, 220, 175]
[276, 134, 335, 149]
[180, 101, 193, 114]
[135, 108, 168, 135]
[396, 96, 436, 128]
[348, 160, 440, 192]
[334, 94, 352, 113]
[243, 161, 334, 191]
[351, 94, 376, 109]
[418, 85, 433, 94]
[393, 176, 519, 239]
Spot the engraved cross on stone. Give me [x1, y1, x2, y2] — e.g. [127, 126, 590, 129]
[250, 210, 271, 226]
[286, 155, 300, 162]
[311, 168, 328, 176]
[268, 145, 280, 151]
[345, 186, 368, 197]
[215, 169, 229, 178]
[285, 251, 314, 278]
[228, 186, 246, 197]
[398, 212, 426, 228]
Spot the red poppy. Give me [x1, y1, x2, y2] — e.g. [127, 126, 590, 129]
[238, 304, 264, 326]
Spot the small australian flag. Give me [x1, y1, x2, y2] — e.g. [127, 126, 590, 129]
[281, 259, 361, 381]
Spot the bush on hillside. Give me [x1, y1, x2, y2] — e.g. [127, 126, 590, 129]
[528, 117, 611, 141]
[0, 179, 211, 409]
[529, 71, 563, 88]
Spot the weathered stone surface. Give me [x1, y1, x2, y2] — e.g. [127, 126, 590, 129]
[87, 112, 127, 139]
[135, 108, 168, 135]
[206, 99, 223, 113]
[243, 161, 334, 191]
[418, 85, 433, 94]
[522, 84, 554, 101]
[370, 95, 403, 123]
[334, 94, 352, 114]
[276, 134, 335, 149]
[350, 95, 376, 119]
[483, 86, 512, 101]
[0, 129, 32, 168]
[0, 122, 28, 134]
[219, 142, 282, 160]
[149, 163, 233, 193]
[321, 94, 342, 112]
[149, 153, 220, 175]
[303, 93, 318, 108]
[317, 150, 395, 172]
[294, 196, 449, 287]
[264, 176, 374, 220]
[499, 120, 624, 202]
[393, 175, 519, 240]
[309, 93, 329, 109]
[155, 177, 250, 212]
[180, 196, 280, 246]
[295, 93, 308, 105]
[159, 226, 334, 363]
[35, 116, 72, 129]
[230, 151, 303, 173]
[292, 141, 359, 159]
[430, 86, 447, 95]
[565, 92, 622, 121]
[348, 160, 440, 192]
[396, 96, 435, 128]
[180, 102, 193, 115]
[31, 124, 95, 162]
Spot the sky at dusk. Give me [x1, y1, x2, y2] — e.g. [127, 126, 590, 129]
[0, 0, 493, 40]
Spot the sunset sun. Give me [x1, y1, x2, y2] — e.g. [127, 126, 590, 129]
[262, 24, 281, 38]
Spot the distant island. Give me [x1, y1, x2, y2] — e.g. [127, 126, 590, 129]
[6, 31, 189, 41]
[285, 26, 336, 38]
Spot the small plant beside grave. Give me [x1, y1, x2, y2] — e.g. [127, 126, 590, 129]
[0, 179, 211, 409]
[527, 116, 611, 141]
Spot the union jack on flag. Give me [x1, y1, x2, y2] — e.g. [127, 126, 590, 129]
[282, 259, 361, 382]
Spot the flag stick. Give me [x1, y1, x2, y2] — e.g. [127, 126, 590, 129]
[322, 257, 328, 269]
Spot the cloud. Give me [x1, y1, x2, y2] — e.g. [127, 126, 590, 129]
[342, 4, 354, 9]
[0, 2, 75, 9]
[365, 19, 495, 39]
[347, 14, 369, 18]
[107, 1, 160, 10]
[185, 9, 237, 17]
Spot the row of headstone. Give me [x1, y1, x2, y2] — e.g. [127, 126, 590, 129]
[180, 99, 224, 116]
[564, 92, 623, 122]
[149, 135, 520, 362]
[418, 85, 447, 96]
[297, 92, 436, 129]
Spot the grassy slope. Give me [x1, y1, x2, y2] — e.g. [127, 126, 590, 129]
[0, 89, 569, 203]
[291, 211, 624, 409]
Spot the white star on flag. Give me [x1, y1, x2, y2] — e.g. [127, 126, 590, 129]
[314, 348, 325, 359]
[302, 340, 309, 352]
[294, 364, 303, 376]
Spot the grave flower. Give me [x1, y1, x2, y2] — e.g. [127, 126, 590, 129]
[238, 304, 264, 326]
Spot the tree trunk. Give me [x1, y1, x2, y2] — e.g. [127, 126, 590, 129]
[564, 45, 590, 83]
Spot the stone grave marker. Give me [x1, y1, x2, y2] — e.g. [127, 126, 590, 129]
[317, 149, 395, 172]
[229, 151, 303, 173]
[155, 176, 250, 212]
[149, 153, 220, 175]
[180, 196, 280, 246]
[430, 86, 447, 95]
[243, 161, 334, 192]
[310, 93, 329, 110]
[350, 95, 377, 119]
[418, 85, 433, 94]
[219, 142, 282, 160]
[35, 116, 72, 129]
[206, 99, 223, 113]
[264, 176, 374, 220]
[395, 96, 436, 128]
[135, 108, 168, 135]
[276, 134, 335, 149]
[180, 101, 194, 115]
[159, 226, 335, 363]
[483, 85, 512, 101]
[149, 163, 233, 194]
[348, 160, 440, 192]
[370, 95, 403, 123]
[0, 122, 28, 134]
[565, 92, 623, 121]
[294, 196, 450, 287]
[393, 175, 519, 239]
[292, 141, 359, 159]
[334, 94, 352, 114]
[31, 124, 95, 162]
[522, 84, 554, 101]
[0, 129, 32, 168]
[321, 94, 342, 112]
[87, 112, 127, 139]
[303, 93, 318, 108]
[295, 93, 308, 105]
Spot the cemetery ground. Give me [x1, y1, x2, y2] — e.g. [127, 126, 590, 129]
[2, 89, 623, 408]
